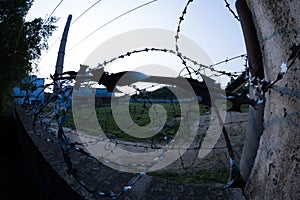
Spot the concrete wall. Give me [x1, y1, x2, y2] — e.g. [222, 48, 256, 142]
[244, 0, 300, 199]
[15, 107, 82, 200]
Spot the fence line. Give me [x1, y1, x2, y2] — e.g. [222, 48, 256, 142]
[16, 0, 280, 198]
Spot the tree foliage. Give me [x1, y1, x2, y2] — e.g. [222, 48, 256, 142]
[0, 0, 57, 114]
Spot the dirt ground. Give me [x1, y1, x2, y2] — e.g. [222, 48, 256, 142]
[64, 111, 248, 176]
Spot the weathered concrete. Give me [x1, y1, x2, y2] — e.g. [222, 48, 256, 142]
[236, 0, 265, 183]
[243, 0, 300, 199]
[15, 107, 83, 200]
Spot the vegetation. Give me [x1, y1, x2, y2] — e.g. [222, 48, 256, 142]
[0, 0, 57, 116]
[67, 101, 210, 142]
[97, 102, 181, 142]
[131, 86, 189, 99]
[148, 167, 229, 185]
[227, 101, 249, 113]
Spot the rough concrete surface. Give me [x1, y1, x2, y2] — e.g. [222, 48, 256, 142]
[244, 0, 300, 199]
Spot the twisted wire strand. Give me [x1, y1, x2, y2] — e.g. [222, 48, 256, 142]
[224, 0, 240, 22]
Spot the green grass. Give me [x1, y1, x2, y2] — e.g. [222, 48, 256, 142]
[147, 168, 229, 186]
[95, 102, 209, 142]
[227, 101, 250, 113]
[60, 100, 247, 142]
[96, 102, 181, 142]
[63, 109, 75, 129]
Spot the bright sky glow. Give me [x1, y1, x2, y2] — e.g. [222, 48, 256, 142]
[26, 0, 246, 86]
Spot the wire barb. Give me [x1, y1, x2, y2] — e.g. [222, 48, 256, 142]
[224, 0, 240, 21]
[18, 0, 255, 197]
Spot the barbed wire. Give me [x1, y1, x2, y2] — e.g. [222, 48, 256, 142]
[90, 47, 246, 79]
[15, 0, 259, 198]
[173, 0, 245, 182]
[19, 72, 247, 198]
[223, 0, 240, 22]
[180, 53, 247, 77]
[174, 0, 194, 77]
[174, 0, 244, 79]
[51, 2, 251, 189]
[22, 81, 149, 198]
[43, 0, 157, 76]
[24, 79, 196, 197]
[251, 44, 300, 103]
[85, 138, 245, 152]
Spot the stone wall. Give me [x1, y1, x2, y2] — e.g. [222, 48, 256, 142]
[244, 1, 300, 199]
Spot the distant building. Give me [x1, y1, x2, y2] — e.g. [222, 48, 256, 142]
[13, 75, 45, 105]
[96, 88, 113, 97]
[95, 88, 113, 106]
[72, 87, 113, 106]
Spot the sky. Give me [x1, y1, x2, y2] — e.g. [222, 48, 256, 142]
[26, 0, 246, 87]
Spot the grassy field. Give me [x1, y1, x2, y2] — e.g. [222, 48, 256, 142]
[39, 101, 245, 186]
[147, 167, 229, 186]
[51, 99, 249, 142]
[95, 102, 209, 142]
[40, 99, 249, 142]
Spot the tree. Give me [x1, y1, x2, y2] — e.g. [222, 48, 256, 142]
[0, 0, 57, 115]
